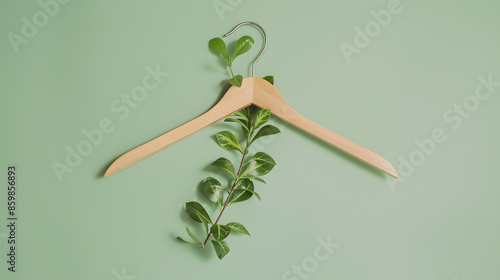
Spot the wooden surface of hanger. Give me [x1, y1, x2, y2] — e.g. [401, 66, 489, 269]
[104, 22, 398, 178]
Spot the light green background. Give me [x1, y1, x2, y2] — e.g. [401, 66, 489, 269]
[1, 0, 499, 279]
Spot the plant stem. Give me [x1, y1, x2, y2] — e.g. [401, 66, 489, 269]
[228, 65, 235, 78]
[203, 121, 252, 246]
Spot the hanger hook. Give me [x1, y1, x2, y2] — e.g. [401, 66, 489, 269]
[223, 21, 267, 77]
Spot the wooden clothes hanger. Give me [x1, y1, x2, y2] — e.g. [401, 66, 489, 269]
[104, 22, 398, 178]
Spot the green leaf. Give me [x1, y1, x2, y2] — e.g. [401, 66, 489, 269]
[209, 37, 230, 65]
[186, 201, 213, 227]
[210, 224, 231, 240]
[253, 152, 276, 176]
[211, 240, 230, 260]
[186, 227, 203, 244]
[227, 222, 250, 236]
[229, 75, 243, 87]
[250, 109, 271, 131]
[224, 118, 249, 136]
[241, 185, 261, 201]
[251, 124, 280, 144]
[240, 174, 267, 184]
[202, 177, 225, 206]
[263, 76, 274, 85]
[242, 107, 252, 119]
[244, 152, 276, 176]
[177, 236, 198, 244]
[229, 189, 252, 204]
[231, 110, 248, 120]
[211, 157, 236, 179]
[225, 117, 248, 127]
[175, 227, 205, 246]
[216, 131, 243, 154]
[229, 179, 256, 204]
[232, 36, 254, 61]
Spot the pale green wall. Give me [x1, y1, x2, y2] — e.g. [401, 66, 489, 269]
[1, 1, 499, 279]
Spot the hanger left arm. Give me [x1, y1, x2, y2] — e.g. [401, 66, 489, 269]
[104, 85, 253, 177]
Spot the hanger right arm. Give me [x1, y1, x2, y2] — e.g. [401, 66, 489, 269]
[275, 107, 398, 178]
[252, 77, 398, 178]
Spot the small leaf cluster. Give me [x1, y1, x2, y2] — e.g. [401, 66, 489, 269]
[209, 35, 254, 87]
[177, 106, 281, 259]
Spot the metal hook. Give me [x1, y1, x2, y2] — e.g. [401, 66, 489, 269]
[223, 21, 267, 77]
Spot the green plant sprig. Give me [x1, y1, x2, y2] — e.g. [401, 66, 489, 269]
[209, 35, 255, 87]
[209, 35, 275, 88]
[177, 104, 281, 259]
[176, 34, 280, 260]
